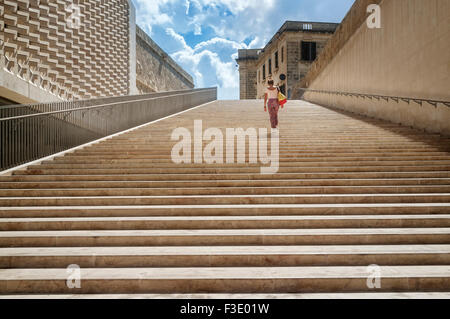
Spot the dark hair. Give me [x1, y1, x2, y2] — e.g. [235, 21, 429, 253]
[268, 80, 274, 85]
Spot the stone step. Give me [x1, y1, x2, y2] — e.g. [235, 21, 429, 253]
[86, 139, 450, 144]
[1, 178, 450, 189]
[15, 165, 450, 175]
[26, 160, 450, 169]
[1, 215, 449, 231]
[69, 146, 450, 152]
[1, 292, 449, 299]
[1, 194, 449, 206]
[54, 153, 450, 161]
[3, 171, 449, 181]
[56, 151, 450, 158]
[1, 203, 448, 218]
[0, 245, 449, 268]
[47, 155, 450, 164]
[69, 148, 450, 154]
[2, 186, 450, 197]
[1, 228, 449, 247]
[0, 266, 449, 293]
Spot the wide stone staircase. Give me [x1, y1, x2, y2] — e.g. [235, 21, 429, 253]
[0, 100, 449, 298]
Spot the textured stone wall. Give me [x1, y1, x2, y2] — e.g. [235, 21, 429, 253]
[302, 0, 450, 136]
[286, 41, 301, 89]
[237, 59, 258, 100]
[136, 26, 194, 94]
[0, 0, 131, 101]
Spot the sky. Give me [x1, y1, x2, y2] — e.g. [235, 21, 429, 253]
[131, 0, 356, 100]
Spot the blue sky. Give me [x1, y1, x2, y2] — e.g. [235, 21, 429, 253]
[131, 0, 356, 100]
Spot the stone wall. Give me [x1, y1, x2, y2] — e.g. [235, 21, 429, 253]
[136, 26, 194, 94]
[237, 60, 258, 100]
[302, 0, 450, 136]
[286, 41, 301, 90]
[0, 0, 131, 102]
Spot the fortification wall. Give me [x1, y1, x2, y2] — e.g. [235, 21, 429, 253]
[301, 0, 450, 136]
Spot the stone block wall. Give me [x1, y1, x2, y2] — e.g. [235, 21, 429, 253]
[238, 60, 258, 100]
[0, 0, 131, 102]
[286, 41, 301, 88]
[136, 26, 194, 94]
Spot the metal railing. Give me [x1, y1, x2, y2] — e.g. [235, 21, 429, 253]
[297, 88, 450, 108]
[0, 88, 217, 171]
[0, 88, 212, 118]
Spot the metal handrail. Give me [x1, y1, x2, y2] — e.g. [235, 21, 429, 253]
[0, 87, 209, 110]
[0, 88, 217, 122]
[298, 88, 450, 108]
[1, 88, 217, 171]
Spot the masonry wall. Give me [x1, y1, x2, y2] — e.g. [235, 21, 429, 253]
[0, 0, 131, 103]
[302, 0, 450, 135]
[254, 32, 334, 99]
[136, 26, 194, 94]
[238, 59, 258, 100]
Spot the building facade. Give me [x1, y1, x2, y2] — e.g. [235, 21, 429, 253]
[236, 21, 338, 100]
[0, 0, 193, 105]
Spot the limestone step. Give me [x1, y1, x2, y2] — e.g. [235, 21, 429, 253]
[68, 146, 450, 152]
[1, 292, 449, 299]
[1, 194, 449, 206]
[2, 186, 450, 197]
[0, 245, 448, 268]
[0, 228, 449, 247]
[3, 171, 450, 181]
[0, 266, 449, 293]
[1, 203, 449, 218]
[46, 155, 450, 163]
[55, 151, 450, 158]
[51, 154, 450, 163]
[1, 215, 449, 231]
[14, 165, 450, 175]
[25, 160, 450, 169]
[1, 178, 450, 189]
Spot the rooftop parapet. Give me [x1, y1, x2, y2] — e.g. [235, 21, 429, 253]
[236, 49, 261, 61]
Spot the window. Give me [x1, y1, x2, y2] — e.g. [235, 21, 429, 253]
[281, 47, 284, 63]
[268, 58, 272, 75]
[274, 51, 279, 69]
[257, 70, 259, 83]
[301, 41, 317, 61]
[262, 64, 266, 80]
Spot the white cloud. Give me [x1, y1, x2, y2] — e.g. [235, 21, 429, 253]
[166, 28, 240, 98]
[194, 24, 202, 35]
[194, 37, 246, 51]
[134, 0, 177, 34]
[132, 0, 356, 99]
[197, 0, 275, 15]
[184, 0, 191, 15]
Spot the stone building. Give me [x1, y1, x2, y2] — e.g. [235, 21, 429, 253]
[0, 0, 193, 105]
[236, 21, 338, 100]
